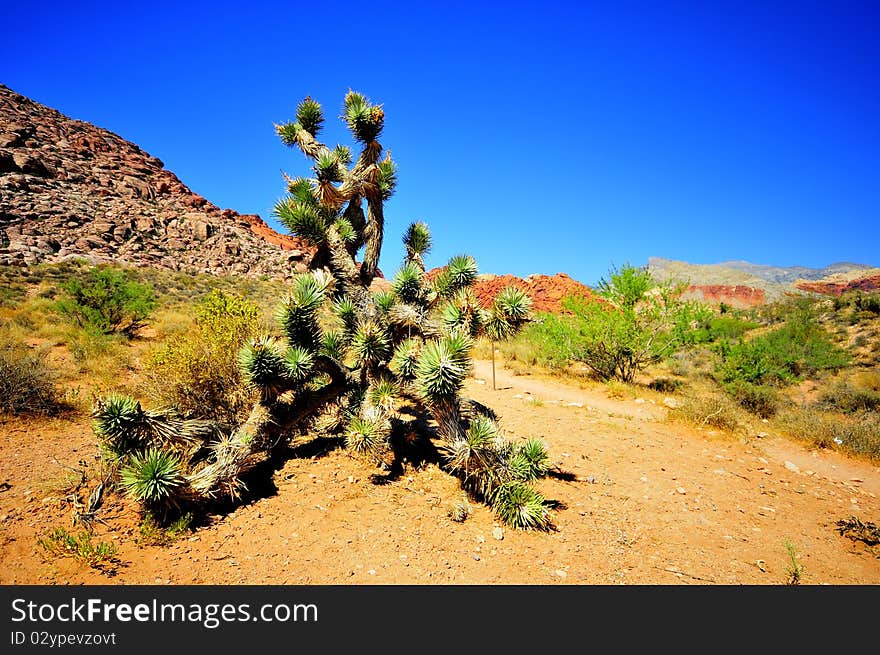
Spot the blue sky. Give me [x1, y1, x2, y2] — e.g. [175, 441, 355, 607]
[3, 0, 878, 285]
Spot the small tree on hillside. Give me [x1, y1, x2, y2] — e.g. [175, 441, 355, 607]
[568, 263, 687, 382]
[93, 91, 554, 529]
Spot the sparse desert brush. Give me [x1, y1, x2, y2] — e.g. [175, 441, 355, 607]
[143, 289, 260, 424]
[0, 332, 68, 416]
[668, 392, 744, 434]
[818, 379, 880, 414]
[37, 527, 117, 569]
[723, 380, 782, 418]
[773, 406, 880, 459]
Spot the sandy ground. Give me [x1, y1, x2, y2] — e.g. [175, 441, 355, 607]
[1, 359, 878, 585]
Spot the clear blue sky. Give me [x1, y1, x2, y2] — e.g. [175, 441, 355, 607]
[3, 0, 878, 285]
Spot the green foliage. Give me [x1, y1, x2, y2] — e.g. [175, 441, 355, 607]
[819, 381, 880, 414]
[38, 527, 117, 568]
[144, 290, 260, 423]
[392, 262, 426, 304]
[390, 338, 421, 380]
[403, 221, 432, 259]
[509, 439, 550, 481]
[239, 337, 288, 398]
[137, 512, 193, 545]
[296, 96, 324, 135]
[716, 312, 849, 386]
[597, 263, 654, 310]
[0, 333, 65, 415]
[564, 294, 672, 382]
[343, 90, 384, 143]
[416, 335, 472, 401]
[351, 320, 391, 367]
[55, 266, 156, 336]
[723, 380, 780, 418]
[490, 482, 552, 531]
[119, 448, 185, 506]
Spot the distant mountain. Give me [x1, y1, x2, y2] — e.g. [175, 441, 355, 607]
[649, 257, 880, 307]
[0, 85, 315, 279]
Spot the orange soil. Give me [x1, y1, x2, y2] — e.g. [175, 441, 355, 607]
[1, 360, 878, 585]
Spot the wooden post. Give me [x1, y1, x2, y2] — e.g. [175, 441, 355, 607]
[491, 340, 496, 390]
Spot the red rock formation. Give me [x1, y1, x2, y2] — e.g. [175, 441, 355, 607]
[795, 273, 880, 296]
[426, 269, 597, 313]
[680, 285, 766, 309]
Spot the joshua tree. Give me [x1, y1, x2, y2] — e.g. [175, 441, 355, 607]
[93, 91, 553, 529]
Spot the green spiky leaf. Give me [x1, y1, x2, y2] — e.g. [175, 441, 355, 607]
[374, 290, 396, 314]
[239, 337, 288, 397]
[287, 178, 318, 205]
[415, 335, 472, 401]
[345, 414, 390, 458]
[275, 121, 303, 147]
[332, 296, 358, 335]
[343, 91, 384, 143]
[119, 448, 185, 504]
[494, 286, 532, 323]
[315, 148, 342, 182]
[445, 255, 478, 291]
[334, 217, 356, 243]
[491, 482, 552, 530]
[295, 96, 324, 135]
[377, 157, 397, 200]
[333, 144, 353, 166]
[403, 221, 431, 257]
[390, 338, 421, 380]
[368, 377, 398, 413]
[351, 320, 391, 366]
[392, 262, 425, 304]
[283, 346, 315, 382]
[320, 330, 346, 360]
[273, 199, 327, 244]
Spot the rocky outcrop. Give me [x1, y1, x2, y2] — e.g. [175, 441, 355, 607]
[0, 85, 315, 278]
[426, 271, 596, 313]
[795, 270, 880, 296]
[680, 284, 766, 309]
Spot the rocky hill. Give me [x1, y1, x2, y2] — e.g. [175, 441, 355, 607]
[0, 85, 315, 278]
[649, 257, 880, 306]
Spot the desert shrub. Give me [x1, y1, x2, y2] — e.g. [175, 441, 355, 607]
[0, 333, 66, 415]
[648, 377, 684, 393]
[819, 381, 880, 414]
[669, 393, 743, 433]
[716, 309, 849, 386]
[502, 313, 583, 370]
[144, 289, 260, 423]
[774, 407, 880, 459]
[55, 266, 156, 336]
[723, 380, 780, 418]
[37, 527, 117, 568]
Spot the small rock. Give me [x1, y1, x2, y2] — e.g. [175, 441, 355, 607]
[640, 476, 648, 483]
[634, 398, 645, 404]
[755, 432, 769, 439]
[368, 569, 376, 575]
[473, 555, 481, 561]
[662, 397, 681, 409]
[492, 527, 504, 541]
[784, 461, 800, 473]
[555, 569, 568, 578]
[586, 476, 596, 484]
[676, 487, 687, 495]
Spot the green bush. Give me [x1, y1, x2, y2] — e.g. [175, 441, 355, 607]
[144, 290, 260, 423]
[502, 313, 583, 371]
[0, 333, 66, 415]
[716, 310, 849, 386]
[818, 381, 880, 414]
[55, 267, 156, 336]
[723, 380, 780, 418]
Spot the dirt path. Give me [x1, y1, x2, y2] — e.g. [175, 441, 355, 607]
[2, 361, 878, 585]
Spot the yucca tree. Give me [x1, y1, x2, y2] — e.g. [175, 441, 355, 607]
[93, 91, 553, 529]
